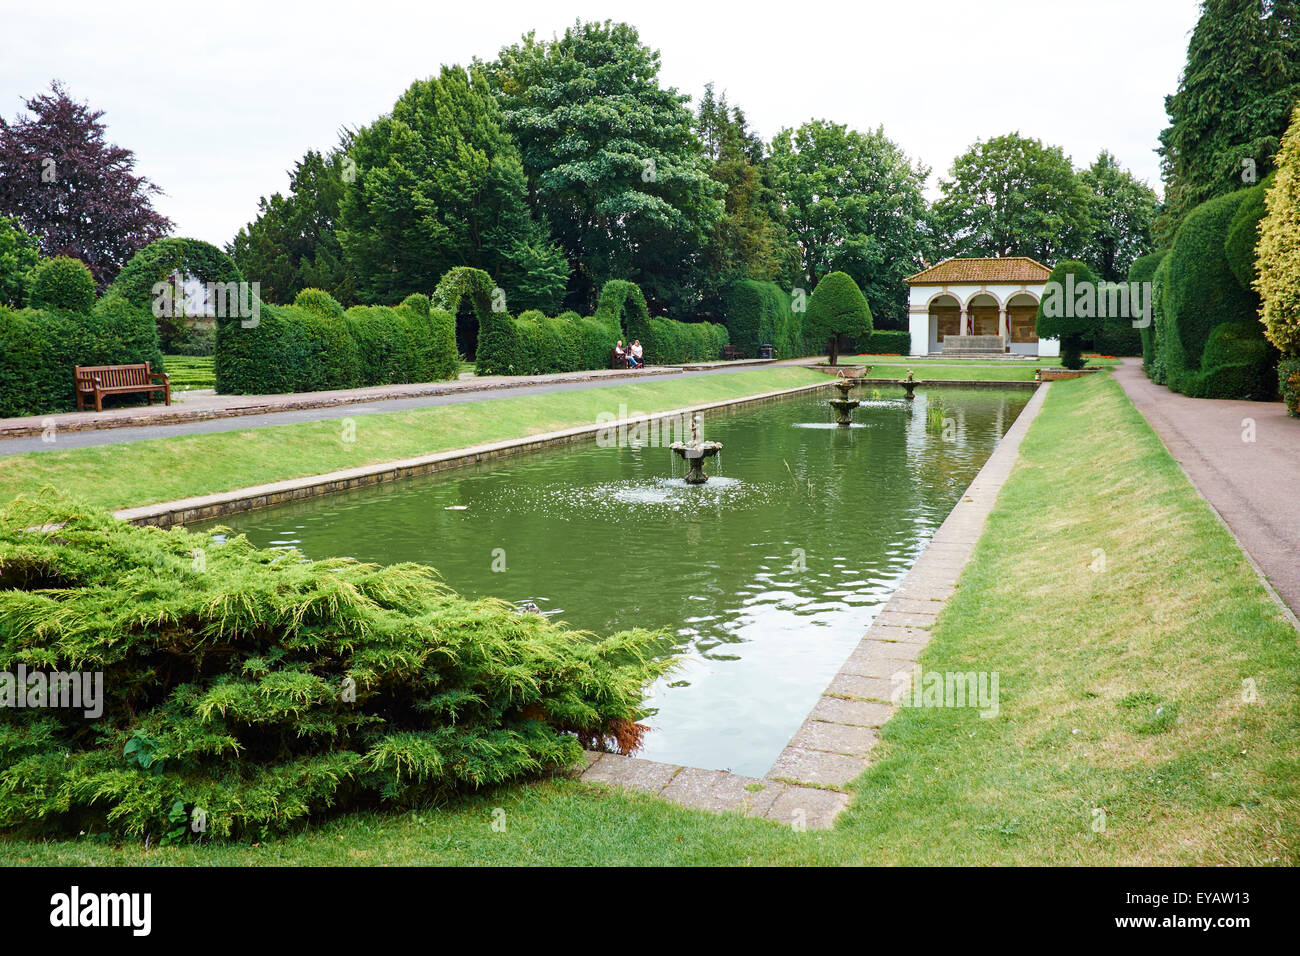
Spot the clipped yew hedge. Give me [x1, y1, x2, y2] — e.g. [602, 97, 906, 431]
[215, 288, 456, 395]
[1036, 260, 1098, 370]
[446, 268, 727, 374]
[720, 280, 805, 357]
[27, 257, 97, 314]
[0, 293, 163, 417]
[1161, 189, 1259, 392]
[109, 238, 246, 354]
[0, 497, 670, 841]
[1188, 321, 1278, 401]
[860, 330, 911, 355]
[1279, 358, 1300, 417]
[1128, 249, 1168, 372]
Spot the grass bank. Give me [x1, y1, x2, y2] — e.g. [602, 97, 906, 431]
[3, 372, 1296, 865]
[0, 367, 825, 511]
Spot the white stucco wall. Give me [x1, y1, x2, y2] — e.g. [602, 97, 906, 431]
[906, 280, 1057, 356]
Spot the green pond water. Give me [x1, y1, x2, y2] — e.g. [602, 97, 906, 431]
[201, 386, 1030, 776]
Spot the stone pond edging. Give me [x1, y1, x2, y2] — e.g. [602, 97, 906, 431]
[570, 382, 1052, 829]
[114, 380, 834, 528]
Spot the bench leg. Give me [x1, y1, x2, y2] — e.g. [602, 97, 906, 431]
[95, 392, 103, 413]
[165, 385, 171, 406]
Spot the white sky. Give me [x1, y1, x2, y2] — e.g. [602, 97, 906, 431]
[1, 0, 1203, 246]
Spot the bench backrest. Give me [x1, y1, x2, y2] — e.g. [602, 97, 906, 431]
[75, 364, 153, 388]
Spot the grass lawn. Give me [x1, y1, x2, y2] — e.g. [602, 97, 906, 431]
[4, 372, 1296, 865]
[161, 354, 216, 390]
[0, 366, 826, 511]
[857, 365, 1041, 382]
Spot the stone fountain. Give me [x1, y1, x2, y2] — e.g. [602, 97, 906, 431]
[670, 413, 722, 484]
[827, 376, 861, 426]
[900, 369, 918, 401]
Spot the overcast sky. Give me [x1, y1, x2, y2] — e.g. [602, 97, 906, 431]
[1, 0, 1203, 245]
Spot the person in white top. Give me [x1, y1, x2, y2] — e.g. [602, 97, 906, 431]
[630, 340, 643, 368]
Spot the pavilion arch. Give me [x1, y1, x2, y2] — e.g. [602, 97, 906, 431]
[926, 292, 962, 348]
[966, 291, 1002, 337]
[1006, 290, 1041, 352]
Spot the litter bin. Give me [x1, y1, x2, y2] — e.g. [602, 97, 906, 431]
[759, 344, 774, 359]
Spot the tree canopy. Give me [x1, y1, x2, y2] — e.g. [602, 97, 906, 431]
[768, 120, 929, 330]
[1156, 0, 1300, 242]
[0, 215, 41, 307]
[693, 85, 800, 308]
[228, 143, 358, 306]
[0, 82, 170, 288]
[1257, 105, 1300, 357]
[338, 65, 567, 311]
[482, 20, 723, 314]
[932, 132, 1090, 265]
[1078, 151, 1159, 283]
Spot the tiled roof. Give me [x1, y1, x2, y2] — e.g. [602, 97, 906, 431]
[905, 257, 1052, 284]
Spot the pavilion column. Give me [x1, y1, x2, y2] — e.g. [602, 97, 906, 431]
[960, 308, 969, 335]
[998, 307, 1008, 346]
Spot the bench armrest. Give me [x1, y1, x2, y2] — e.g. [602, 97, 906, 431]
[151, 372, 170, 383]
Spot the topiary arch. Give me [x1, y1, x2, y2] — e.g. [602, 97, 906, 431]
[435, 267, 520, 374]
[109, 238, 246, 353]
[593, 280, 646, 345]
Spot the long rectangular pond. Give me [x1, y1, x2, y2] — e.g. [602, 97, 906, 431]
[198, 386, 1030, 776]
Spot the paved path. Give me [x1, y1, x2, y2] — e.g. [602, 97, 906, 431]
[1114, 358, 1300, 618]
[0, 362, 802, 457]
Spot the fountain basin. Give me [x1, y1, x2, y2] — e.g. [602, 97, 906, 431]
[827, 377, 861, 425]
[827, 398, 861, 426]
[670, 441, 722, 484]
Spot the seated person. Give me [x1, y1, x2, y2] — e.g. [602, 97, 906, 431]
[613, 340, 626, 368]
[629, 340, 643, 368]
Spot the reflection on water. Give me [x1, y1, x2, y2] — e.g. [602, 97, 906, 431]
[199, 387, 1029, 775]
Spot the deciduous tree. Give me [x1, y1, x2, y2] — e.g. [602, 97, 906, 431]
[1079, 151, 1158, 283]
[0, 82, 170, 288]
[932, 132, 1090, 266]
[483, 21, 723, 315]
[767, 120, 929, 329]
[338, 65, 567, 311]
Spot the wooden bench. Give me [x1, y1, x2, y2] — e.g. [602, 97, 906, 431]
[721, 345, 743, 360]
[75, 363, 170, 412]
